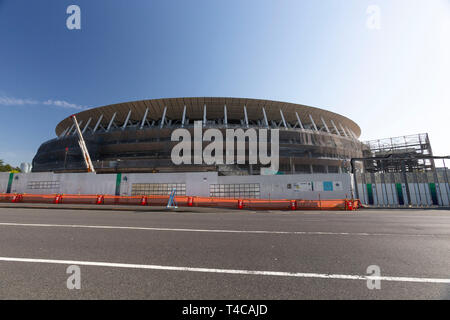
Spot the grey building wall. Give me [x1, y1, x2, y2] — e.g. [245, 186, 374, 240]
[1, 171, 353, 200]
[218, 174, 353, 200]
[0, 172, 10, 194]
[120, 172, 218, 197]
[3, 171, 447, 205]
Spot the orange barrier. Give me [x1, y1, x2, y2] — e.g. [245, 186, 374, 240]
[0, 193, 361, 211]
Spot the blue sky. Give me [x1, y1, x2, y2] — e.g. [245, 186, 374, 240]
[0, 0, 449, 166]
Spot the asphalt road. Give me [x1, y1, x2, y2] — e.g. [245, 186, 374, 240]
[0, 206, 449, 299]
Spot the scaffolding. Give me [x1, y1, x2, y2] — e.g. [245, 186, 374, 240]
[362, 133, 435, 173]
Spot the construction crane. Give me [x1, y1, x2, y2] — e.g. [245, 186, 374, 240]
[71, 115, 96, 173]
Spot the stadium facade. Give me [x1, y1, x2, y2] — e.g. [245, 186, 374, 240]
[16, 98, 449, 206]
[32, 97, 368, 175]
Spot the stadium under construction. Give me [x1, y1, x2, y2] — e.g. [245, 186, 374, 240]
[32, 97, 367, 175]
[1, 98, 448, 207]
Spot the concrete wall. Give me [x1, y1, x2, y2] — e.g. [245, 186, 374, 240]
[120, 172, 218, 196]
[218, 173, 353, 200]
[3, 170, 447, 205]
[1, 171, 353, 200]
[3, 172, 116, 195]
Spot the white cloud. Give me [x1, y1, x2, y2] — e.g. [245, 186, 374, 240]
[0, 95, 86, 110]
[0, 96, 39, 105]
[43, 99, 85, 110]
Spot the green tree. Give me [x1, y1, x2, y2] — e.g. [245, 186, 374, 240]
[0, 159, 21, 172]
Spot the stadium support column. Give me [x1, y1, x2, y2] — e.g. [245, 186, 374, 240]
[160, 106, 167, 128]
[262, 107, 269, 128]
[82, 117, 92, 134]
[58, 126, 70, 139]
[181, 105, 186, 128]
[65, 123, 75, 137]
[345, 127, 353, 138]
[346, 127, 356, 139]
[107, 112, 117, 132]
[309, 114, 318, 131]
[339, 122, 348, 137]
[321, 117, 330, 133]
[140, 108, 149, 129]
[295, 112, 304, 130]
[122, 110, 131, 130]
[243, 105, 249, 128]
[203, 104, 207, 127]
[280, 109, 288, 129]
[330, 119, 341, 136]
[93, 114, 104, 133]
[224, 104, 228, 128]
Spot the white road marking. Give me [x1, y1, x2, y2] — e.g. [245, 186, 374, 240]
[0, 256, 449, 284]
[0, 222, 444, 237]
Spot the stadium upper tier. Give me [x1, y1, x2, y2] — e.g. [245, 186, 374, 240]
[33, 97, 367, 174]
[55, 97, 361, 137]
